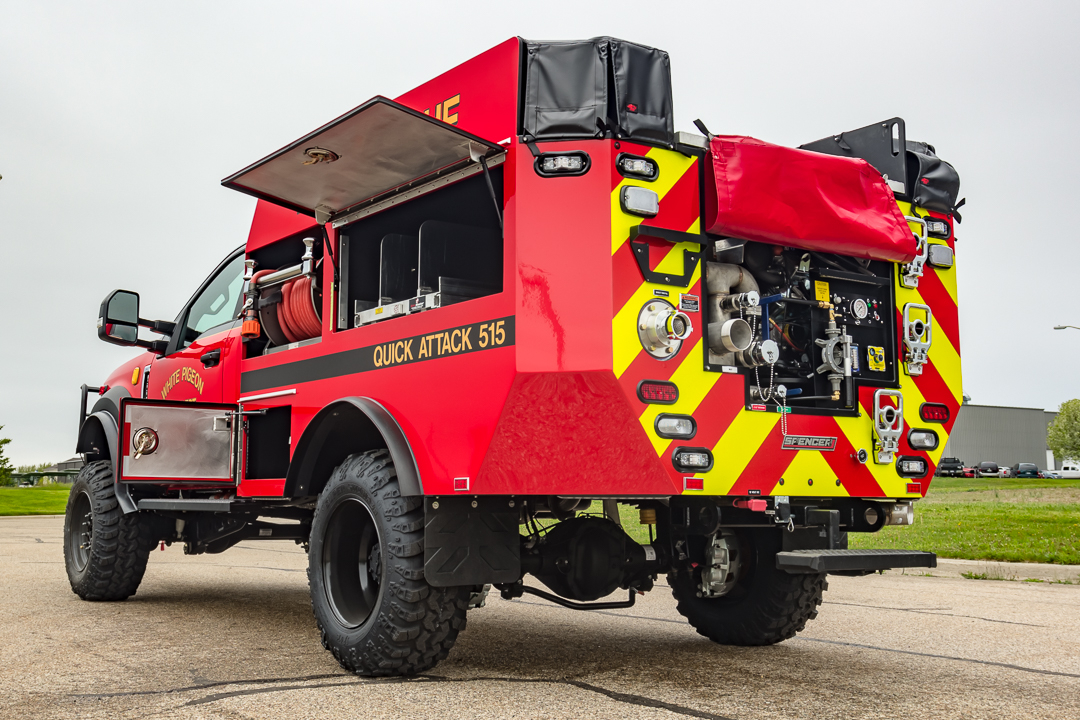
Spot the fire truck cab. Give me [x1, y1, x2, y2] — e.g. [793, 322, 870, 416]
[67, 37, 964, 676]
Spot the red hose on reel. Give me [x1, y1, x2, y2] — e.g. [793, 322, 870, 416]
[242, 269, 321, 344]
[278, 275, 321, 342]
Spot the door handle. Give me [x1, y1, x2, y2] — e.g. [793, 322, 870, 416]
[200, 349, 221, 368]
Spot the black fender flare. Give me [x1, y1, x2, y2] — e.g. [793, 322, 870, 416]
[75, 410, 137, 514]
[284, 397, 422, 498]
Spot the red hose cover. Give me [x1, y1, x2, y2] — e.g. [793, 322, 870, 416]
[704, 135, 916, 263]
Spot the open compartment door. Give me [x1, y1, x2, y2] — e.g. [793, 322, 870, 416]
[119, 398, 238, 484]
[222, 97, 505, 225]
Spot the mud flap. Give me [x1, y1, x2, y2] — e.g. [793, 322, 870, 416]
[423, 496, 520, 587]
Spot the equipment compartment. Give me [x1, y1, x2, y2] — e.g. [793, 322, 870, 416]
[340, 170, 504, 329]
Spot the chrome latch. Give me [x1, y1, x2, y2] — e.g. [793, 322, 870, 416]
[901, 216, 928, 289]
[902, 303, 932, 376]
[873, 389, 904, 464]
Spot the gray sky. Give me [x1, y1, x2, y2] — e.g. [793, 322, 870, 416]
[2, 1, 1078, 464]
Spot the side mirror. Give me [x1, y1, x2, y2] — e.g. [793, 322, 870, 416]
[98, 290, 140, 346]
[96, 290, 174, 354]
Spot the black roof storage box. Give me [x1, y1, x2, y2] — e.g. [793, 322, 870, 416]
[521, 37, 674, 147]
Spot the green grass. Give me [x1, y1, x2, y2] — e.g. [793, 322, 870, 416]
[0, 484, 72, 516]
[851, 492, 1080, 565]
[927, 476, 1080, 493]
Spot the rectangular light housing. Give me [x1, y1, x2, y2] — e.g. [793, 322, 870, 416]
[621, 186, 659, 217]
[617, 154, 658, 180]
[673, 447, 713, 472]
[928, 244, 954, 268]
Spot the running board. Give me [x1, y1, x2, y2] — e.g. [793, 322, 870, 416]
[776, 549, 937, 575]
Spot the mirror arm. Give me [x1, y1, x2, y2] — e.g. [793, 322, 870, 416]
[139, 318, 176, 335]
[134, 338, 170, 356]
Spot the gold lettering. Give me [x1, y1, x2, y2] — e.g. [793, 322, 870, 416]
[404, 339, 414, 361]
[443, 94, 460, 125]
[374, 345, 383, 367]
[462, 327, 473, 350]
[451, 329, 461, 353]
[418, 336, 429, 359]
[441, 332, 451, 354]
[395, 341, 404, 364]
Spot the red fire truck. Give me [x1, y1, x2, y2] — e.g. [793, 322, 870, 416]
[67, 37, 964, 676]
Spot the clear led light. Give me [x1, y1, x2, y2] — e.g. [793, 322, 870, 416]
[619, 157, 656, 177]
[676, 451, 711, 468]
[900, 459, 926, 474]
[540, 155, 584, 173]
[926, 219, 949, 236]
[908, 429, 938, 449]
[657, 415, 695, 438]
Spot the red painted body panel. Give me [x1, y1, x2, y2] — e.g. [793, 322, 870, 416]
[394, 38, 520, 143]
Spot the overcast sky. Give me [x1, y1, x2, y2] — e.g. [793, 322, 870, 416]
[2, 1, 1078, 464]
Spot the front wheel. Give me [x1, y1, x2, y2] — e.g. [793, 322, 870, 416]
[64, 460, 157, 601]
[307, 450, 470, 676]
[669, 528, 827, 646]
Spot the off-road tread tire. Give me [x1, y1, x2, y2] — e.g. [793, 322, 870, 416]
[64, 460, 156, 601]
[308, 450, 470, 677]
[669, 530, 828, 646]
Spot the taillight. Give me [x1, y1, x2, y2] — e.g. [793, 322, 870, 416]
[638, 380, 678, 405]
[919, 402, 950, 423]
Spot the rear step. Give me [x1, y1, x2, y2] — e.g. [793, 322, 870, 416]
[776, 549, 936, 575]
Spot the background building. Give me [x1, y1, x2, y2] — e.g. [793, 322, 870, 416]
[942, 404, 1058, 470]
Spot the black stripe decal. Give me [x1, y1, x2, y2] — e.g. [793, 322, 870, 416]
[240, 316, 515, 394]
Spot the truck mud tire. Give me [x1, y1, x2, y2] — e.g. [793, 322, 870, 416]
[64, 460, 156, 601]
[308, 449, 470, 676]
[669, 528, 827, 646]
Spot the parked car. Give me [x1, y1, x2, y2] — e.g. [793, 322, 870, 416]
[1011, 463, 1040, 479]
[999, 466, 1011, 478]
[962, 466, 977, 478]
[1043, 471, 1061, 479]
[1058, 463, 1080, 479]
[936, 457, 965, 477]
[977, 461, 1000, 478]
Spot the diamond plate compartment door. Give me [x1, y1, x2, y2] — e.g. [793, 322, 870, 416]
[119, 398, 238, 484]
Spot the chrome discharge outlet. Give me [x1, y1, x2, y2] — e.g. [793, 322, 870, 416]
[638, 299, 692, 360]
[902, 303, 932, 376]
[872, 389, 904, 464]
[709, 318, 753, 353]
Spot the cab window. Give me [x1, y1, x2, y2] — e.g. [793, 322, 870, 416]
[182, 253, 246, 346]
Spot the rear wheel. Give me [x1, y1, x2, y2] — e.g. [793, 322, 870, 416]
[669, 528, 827, 645]
[64, 460, 157, 601]
[308, 449, 470, 676]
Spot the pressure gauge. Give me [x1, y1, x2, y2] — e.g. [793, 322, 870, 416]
[850, 298, 869, 320]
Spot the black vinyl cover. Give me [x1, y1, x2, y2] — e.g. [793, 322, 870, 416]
[906, 141, 963, 218]
[800, 118, 908, 195]
[521, 37, 674, 147]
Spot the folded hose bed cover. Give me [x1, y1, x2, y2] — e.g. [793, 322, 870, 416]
[704, 135, 917, 263]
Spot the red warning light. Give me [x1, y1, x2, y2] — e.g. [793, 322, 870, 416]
[919, 403, 950, 423]
[638, 380, 678, 405]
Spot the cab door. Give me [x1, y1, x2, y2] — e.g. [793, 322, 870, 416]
[147, 251, 246, 403]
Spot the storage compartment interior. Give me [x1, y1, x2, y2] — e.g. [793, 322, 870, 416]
[340, 169, 504, 328]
